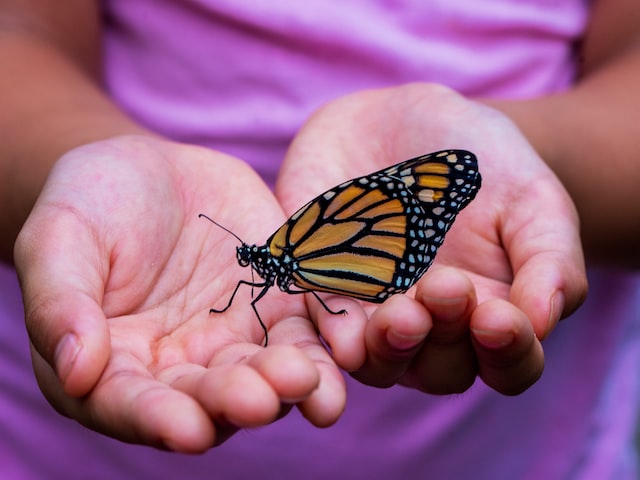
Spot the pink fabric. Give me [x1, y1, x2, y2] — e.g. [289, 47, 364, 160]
[2, 1, 640, 478]
[101, 0, 587, 184]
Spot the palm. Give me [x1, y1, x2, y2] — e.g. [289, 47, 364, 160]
[16, 136, 344, 451]
[97, 142, 288, 345]
[277, 85, 587, 393]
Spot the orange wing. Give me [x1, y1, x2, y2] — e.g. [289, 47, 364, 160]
[265, 150, 481, 302]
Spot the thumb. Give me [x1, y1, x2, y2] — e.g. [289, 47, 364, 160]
[14, 209, 110, 397]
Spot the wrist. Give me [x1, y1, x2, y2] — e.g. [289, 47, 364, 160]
[0, 36, 153, 261]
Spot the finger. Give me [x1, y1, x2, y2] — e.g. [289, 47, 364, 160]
[176, 346, 306, 427]
[471, 299, 544, 395]
[15, 210, 110, 397]
[417, 267, 477, 341]
[163, 363, 275, 448]
[308, 294, 369, 372]
[351, 294, 432, 388]
[267, 315, 347, 427]
[510, 254, 586, 338]
[247, 345, 321, 402]
[33, 351, 215, 453]
[172, 344, 327, 436]
[503, 178, 588, 338]
[403, 267, 478, 394]
[195, 364, 284, 427]
[296, 356, 347, 428]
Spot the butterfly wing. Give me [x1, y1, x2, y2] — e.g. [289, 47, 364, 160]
[268, 149, 481, 302]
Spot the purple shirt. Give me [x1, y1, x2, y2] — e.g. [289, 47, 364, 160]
[2, 1, 639, 478]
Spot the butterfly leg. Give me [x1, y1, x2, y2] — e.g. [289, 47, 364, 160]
[284, 288, 348, 316]
[310, 291, 348, 316]
[209, 279, 271, 346]
[209, 279, 268, 314]
[249, 283, 272, 347]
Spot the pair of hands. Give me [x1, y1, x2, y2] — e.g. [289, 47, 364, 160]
[14, 84, 587, 452]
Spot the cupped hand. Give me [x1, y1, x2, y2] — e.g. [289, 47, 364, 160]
[277, 84, 587, 395]
[14, 135, 345, 452]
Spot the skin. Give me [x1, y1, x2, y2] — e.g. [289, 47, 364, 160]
[1, 0, 638, 452]
[278, 86, 585, 395]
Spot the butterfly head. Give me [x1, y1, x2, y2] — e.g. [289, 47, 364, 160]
[236, 244, 275, 283]
[236, 244, 253, 267]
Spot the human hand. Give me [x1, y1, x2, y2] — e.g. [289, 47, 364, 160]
[277, 84, 587, 395]
[14, 135, 345, 452]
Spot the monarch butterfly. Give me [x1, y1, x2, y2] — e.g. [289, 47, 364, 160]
[200, 149, 481, 346]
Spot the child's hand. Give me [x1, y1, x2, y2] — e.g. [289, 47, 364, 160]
[277, 84, 588, 395]
[15, 135, 346, 451]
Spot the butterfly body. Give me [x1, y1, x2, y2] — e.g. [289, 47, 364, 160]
[204, 149, 481, 345]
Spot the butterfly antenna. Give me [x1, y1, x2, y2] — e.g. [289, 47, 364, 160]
[198, 213, 245, 244]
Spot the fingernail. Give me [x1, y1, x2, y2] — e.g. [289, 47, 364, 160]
[548, 291, 565, 332]
[421, 296, 467, 322]
[54, 333, 81, 382]
[472, 329, 515, 349]
[386, 330, 425, 351]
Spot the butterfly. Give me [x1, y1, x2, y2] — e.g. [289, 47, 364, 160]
[200, 149, 481, 346]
